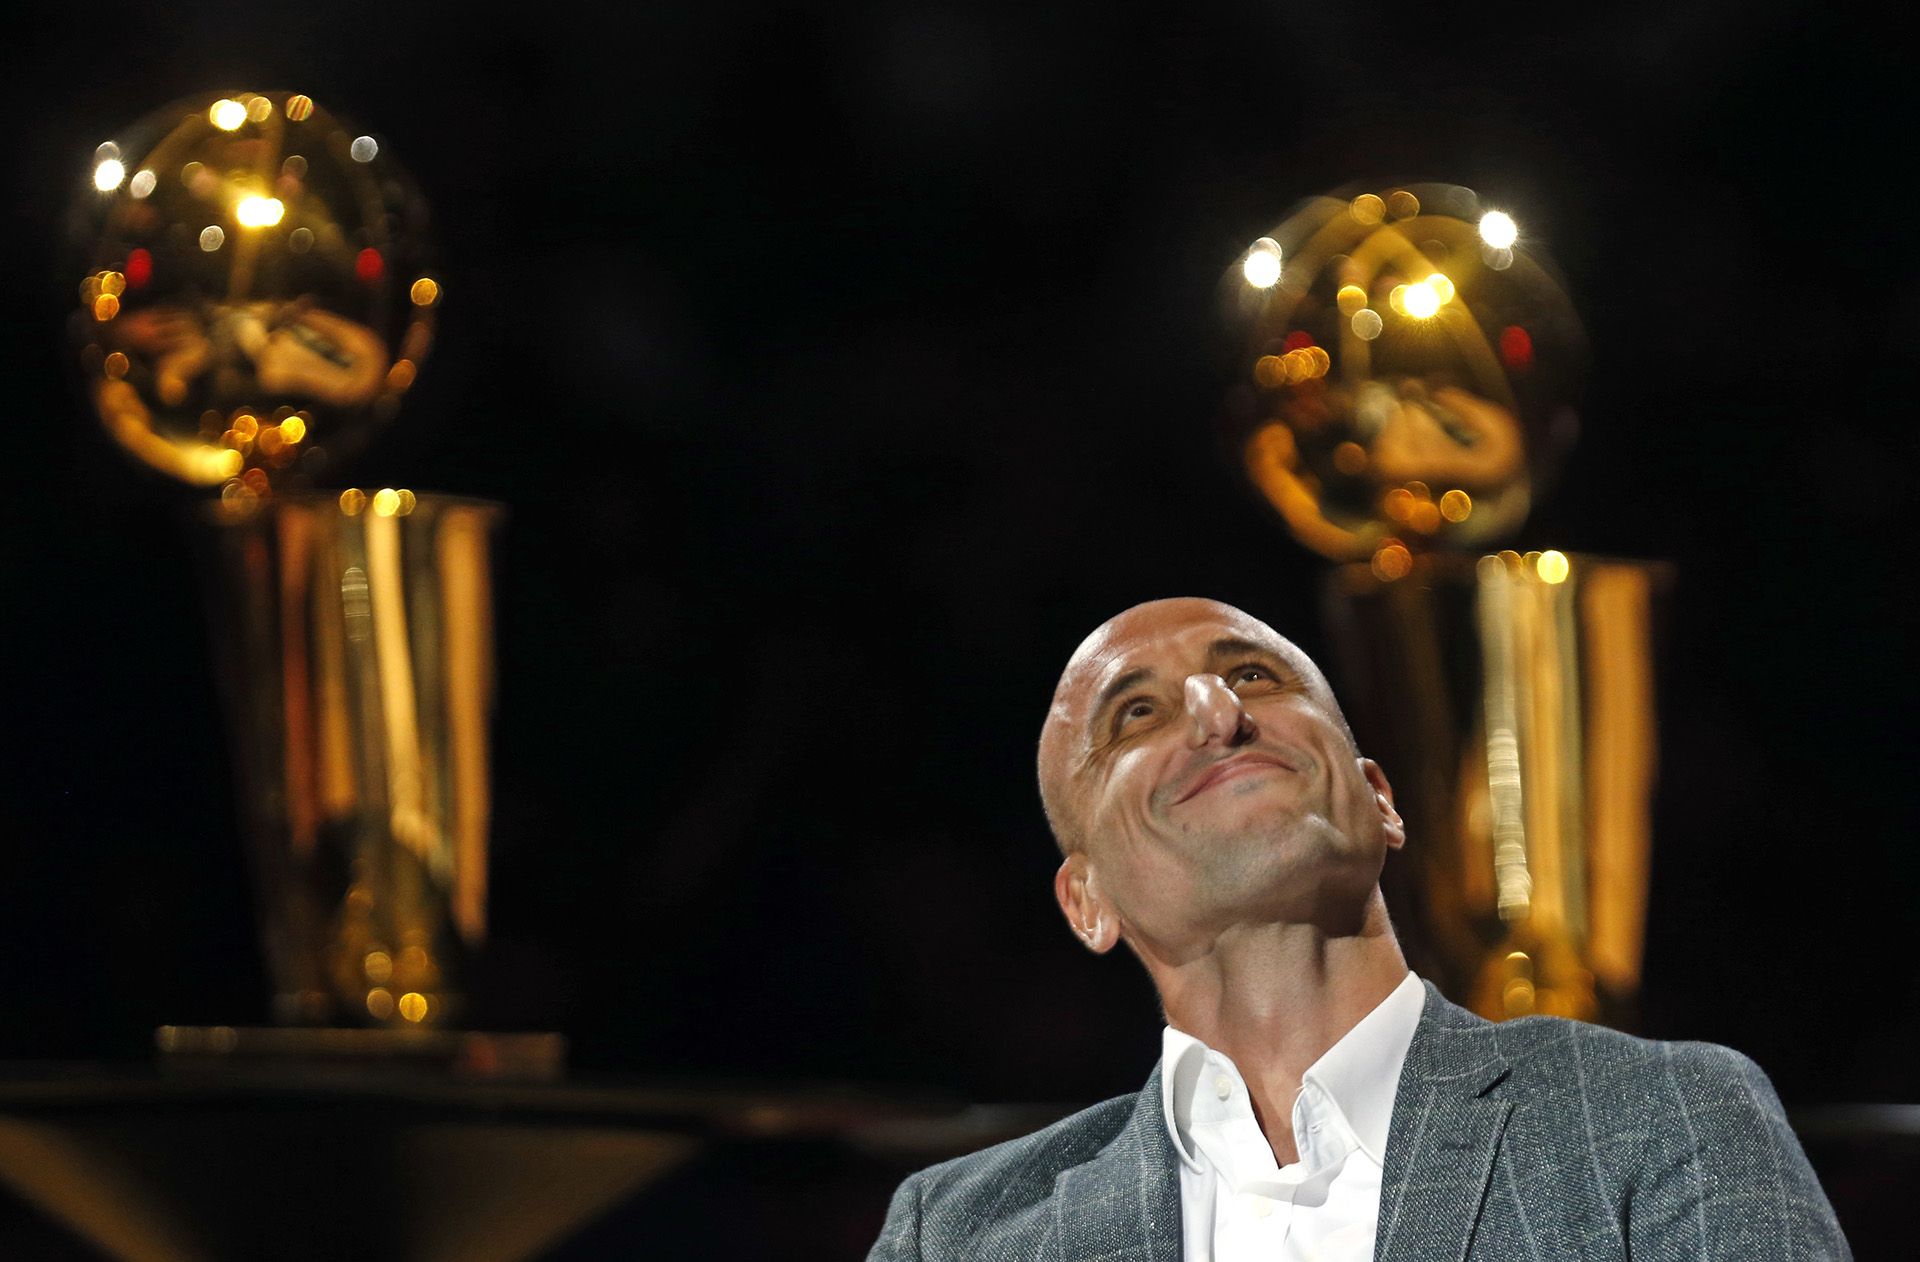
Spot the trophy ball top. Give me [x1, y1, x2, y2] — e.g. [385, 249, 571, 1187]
[71, 91, 438, 503]
[1224, 182, 1586, 565]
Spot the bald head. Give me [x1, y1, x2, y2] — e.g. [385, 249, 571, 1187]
[1037, 598, 1354, 854]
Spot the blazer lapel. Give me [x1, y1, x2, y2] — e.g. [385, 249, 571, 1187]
[1046, 1065, 1182, 1262]
[1373, 983, 1513, 1262]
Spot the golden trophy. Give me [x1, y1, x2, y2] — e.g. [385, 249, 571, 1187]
[69, 90, 518, 1045]
[1226, 183, 1662, 1026]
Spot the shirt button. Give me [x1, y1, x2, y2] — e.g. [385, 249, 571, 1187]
[1212, 1074, 1233, 1100]
[1249, 1194, 1273, 1218]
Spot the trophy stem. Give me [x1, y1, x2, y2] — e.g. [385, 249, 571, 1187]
[1323, 550, 1666, 1026]
[201, 492, 501, 1029]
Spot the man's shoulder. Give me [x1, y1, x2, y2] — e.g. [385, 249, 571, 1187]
[1481, 1010, 1764, 1083]
[895, 1090, 1142, 1223]
[1455, 1006, 1781, 1125]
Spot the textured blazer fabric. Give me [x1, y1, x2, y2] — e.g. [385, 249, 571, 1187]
[867, 981, 1850, 1262]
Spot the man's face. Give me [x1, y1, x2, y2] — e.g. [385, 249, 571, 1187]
[1039, 598, 1402, 955]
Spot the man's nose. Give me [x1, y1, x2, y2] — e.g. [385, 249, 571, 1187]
[1184, 673, 1254, 748]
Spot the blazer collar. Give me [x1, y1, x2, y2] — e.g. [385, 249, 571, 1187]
[1373, 981, 1515, 1262]
[1042, 983, 1512, 1262]
[1047, 1063, 1182, 1262]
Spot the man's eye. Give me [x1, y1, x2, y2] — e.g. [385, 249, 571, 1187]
[1230, 665, 1272, 687]
[1117, 699, 1155, 727]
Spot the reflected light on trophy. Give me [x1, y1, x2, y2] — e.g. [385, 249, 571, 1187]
[1226, 183, 1662, 1027]
[72, 92, 504, 1036]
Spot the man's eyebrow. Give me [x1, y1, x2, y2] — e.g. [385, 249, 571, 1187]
[1206, 637, 1292, 667]
[1087, 667, 1155, 736]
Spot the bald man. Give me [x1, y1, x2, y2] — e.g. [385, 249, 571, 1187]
[868, 599, 1848, 1262]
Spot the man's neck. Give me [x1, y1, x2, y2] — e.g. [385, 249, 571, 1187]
[1147, 889, 1408, 1166]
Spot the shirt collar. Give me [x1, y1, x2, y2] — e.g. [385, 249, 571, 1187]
[1160, 969, 1425, 1170]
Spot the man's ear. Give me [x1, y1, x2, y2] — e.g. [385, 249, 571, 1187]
[1054, 854, 1120, 953]
[1360, 757, 1406, 851]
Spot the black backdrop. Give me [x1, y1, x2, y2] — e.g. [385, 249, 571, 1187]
[1, 0, 1913, 1119]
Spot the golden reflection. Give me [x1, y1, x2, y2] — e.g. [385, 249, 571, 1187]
[281, 413, 307, 443]
[93, 293, 119, 321]
[1386, 189, 1420, 219]
[1350, 193, 1385, 225]
[1370, 540, 1413, 581]
[1439, 488, 1473, 521]
[398, 992, 429, 1023]
[365, 988, 395, 1020]
[245, 95, 272, 123]
[338, 488, 367, 515]
[1333, 441, 1368, 475]
[1336, 284, 1367, 316]
[1351, 308, 1383, 340]
[285, 94, 314, 121]
[371, 488, 401, 517]
[1537, 549, 1570, 583]
[387, 360, 417, 391]
[410, 277, 440, 306]
[1427, 273, 1456, 304]
[104, 351, 128, 378]
[209, 99, 247, 131]
[1479, 210, 1518, 248]
[396, 489, 417, 516]
[364, 950, 393, 984]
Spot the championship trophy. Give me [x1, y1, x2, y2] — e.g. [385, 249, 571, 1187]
[1225, 183, 1662, 1026]
[67, 90, 536, 1060]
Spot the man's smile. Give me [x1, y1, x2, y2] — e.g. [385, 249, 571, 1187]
[1172, 750, 1300, 805]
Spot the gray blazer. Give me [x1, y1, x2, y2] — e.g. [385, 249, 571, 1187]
[869, 981, 1849, 1260]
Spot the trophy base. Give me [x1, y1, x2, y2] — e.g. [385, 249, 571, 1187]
[155, 1026, 565, 1082]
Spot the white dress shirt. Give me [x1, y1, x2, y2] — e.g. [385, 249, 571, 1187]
[1160, 970, 1425, 1262]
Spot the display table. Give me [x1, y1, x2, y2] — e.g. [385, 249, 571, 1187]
[0, 1062, 1059, 1262]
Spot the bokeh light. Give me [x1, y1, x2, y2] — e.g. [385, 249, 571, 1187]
[235, 196, 284, 227]
[1402, 280, 1440, 318]
[1242, 238, 1282, 288]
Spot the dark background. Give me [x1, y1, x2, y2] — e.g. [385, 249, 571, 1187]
[0, 0, 1913, 1242]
